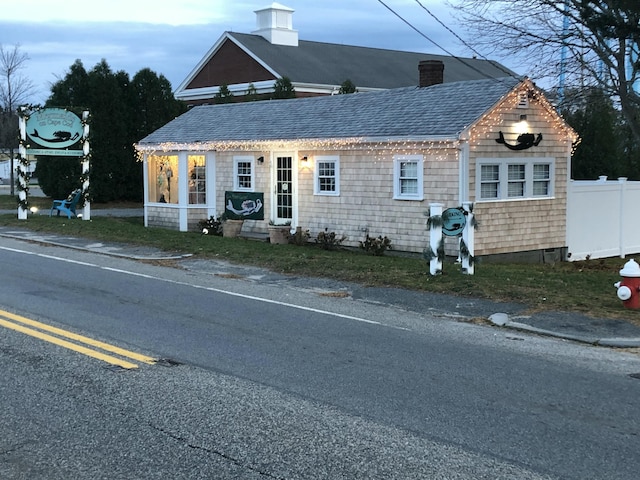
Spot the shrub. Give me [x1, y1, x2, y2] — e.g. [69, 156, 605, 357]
[359, 234, 392, 256]
[291, 227, 310, 246]
[315, 228, 347, 250]
[198, 216, 224, 236]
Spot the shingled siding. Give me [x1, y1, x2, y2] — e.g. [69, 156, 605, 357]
[297, 147, 460, 253]
[146, 206, 180, 230]
[213, 152, 273, 233]
[467, 105, 572, 256]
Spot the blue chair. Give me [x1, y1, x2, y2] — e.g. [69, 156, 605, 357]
[50, 189, 82, 219]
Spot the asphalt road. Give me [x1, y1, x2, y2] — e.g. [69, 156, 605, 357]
[1, 236, 640, 479]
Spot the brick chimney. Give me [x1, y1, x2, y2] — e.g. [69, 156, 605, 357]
[419, 60, 444, 87]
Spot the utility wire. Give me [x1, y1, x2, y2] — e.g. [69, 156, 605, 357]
[376, 0, 519, 82]
[413, 0, 518, 79]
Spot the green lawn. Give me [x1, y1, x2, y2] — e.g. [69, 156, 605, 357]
[0, 194, 638, 325]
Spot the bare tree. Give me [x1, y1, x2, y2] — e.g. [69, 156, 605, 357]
[0, 44, 35, 195]
[449, 0, 640, 143]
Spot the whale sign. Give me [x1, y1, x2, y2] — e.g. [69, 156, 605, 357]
[441, 207, 466, 236]
[26, 108, 84, 156]
[225, 191, 264, 220]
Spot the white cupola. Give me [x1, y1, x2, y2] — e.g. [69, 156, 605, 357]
[252, 3, 298, 46]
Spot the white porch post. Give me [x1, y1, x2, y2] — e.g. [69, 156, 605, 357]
[461, 201, 475, 275]
[429, 203, 443, 275]
[178, 152, 188, 232]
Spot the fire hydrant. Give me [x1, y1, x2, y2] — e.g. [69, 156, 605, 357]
[614, 259, 640, 309]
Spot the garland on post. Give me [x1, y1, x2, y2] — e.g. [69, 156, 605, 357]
[15, 158, 31, 211]
[459, 238, 475, 268]
[422, 237, 445, 274]
[426, 214, 443, 230]
[16, 105, 38, 211]
[425, 203, 479, 274]
[80, 110, 91, 205]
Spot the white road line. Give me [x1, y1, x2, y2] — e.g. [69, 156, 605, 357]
[1, 245, 408, 329]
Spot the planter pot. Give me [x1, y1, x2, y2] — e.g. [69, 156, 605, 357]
[268, 226, 291, 244]
[223, 219, 244, 238]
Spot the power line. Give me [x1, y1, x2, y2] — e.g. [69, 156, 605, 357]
[376, 0, 518, 82]
[414, 1, 481, 60]
[413, 0, 517, 79]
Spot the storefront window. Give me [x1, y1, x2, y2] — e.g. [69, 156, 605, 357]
[148, 154, 178, 204]
[188, 155, 206, 204]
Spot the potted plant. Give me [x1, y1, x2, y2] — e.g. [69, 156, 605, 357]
[268, 221, 291, 244]
[222, 214, 244, 237]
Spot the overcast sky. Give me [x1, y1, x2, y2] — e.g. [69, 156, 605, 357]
[0, 0, 522, 104]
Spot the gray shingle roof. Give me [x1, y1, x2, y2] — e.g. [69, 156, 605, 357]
[139, 77, 522, 146]
[229, 33, 516, 88]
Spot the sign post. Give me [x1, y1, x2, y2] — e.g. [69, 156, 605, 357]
[461, 202, 475, 275]
[18, 107, 91, 220]
[427, 204, 475, 275]
[428, 203, 443, 275]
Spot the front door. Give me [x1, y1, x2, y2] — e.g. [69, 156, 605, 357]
[274, 154, 294, 224]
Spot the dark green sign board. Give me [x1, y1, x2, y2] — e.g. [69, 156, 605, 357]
[225, 191, 264, 220]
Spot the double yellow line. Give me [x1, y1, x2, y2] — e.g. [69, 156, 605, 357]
[0, 309, 157, 369]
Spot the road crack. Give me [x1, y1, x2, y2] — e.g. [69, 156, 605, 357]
[148, 423, 287, 479]
[0, 440, 34, 455]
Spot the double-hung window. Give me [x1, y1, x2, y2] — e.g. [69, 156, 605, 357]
[533, 164, 551, 196]
[314, 156, 340, 196]
[393, 155, 424, 200]
[234, 156, 254, 191]
[508, 164, 526, 198]
[477, 158, 554, 201]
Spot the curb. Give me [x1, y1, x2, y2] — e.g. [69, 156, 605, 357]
[0, 231, 191, 261]
[489, 313, 640, 348]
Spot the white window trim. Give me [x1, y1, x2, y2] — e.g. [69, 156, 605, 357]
[476, 157, 555, 201]
[314, 155, 340, 196]
[393, 154, 424, 201]
[233, 155, 255, 192]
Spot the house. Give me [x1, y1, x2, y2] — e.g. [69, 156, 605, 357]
[175, 2, 515, 105]
[136, 61, 578, 260]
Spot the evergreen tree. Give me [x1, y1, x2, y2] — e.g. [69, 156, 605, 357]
[38, 60, 91, 199]
[272, 77, 296, 99]
[244, 83, 259, 102]
[214, 84, 234, 104]
[35, 156, 83, 200]
[131, 68, 186, 137]
[565, 88, 622, 179]
[39, 59, 186, 201]
[338, 79, 357, 94]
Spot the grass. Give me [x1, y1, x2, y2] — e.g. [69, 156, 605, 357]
[1, 194, 639, 325]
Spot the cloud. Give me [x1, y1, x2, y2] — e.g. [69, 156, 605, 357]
[0, 1, 517, 104]
[5, 0, 236, 25]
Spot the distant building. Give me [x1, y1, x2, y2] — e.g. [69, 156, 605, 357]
[175, 2, 516, 105]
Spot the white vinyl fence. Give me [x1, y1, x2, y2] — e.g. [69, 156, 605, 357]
[567, 176, 640, 261]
